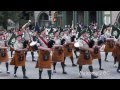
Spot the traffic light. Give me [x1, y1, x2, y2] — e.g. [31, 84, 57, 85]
[53, 12, 57, 22]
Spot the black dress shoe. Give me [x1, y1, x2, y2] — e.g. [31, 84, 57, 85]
[64, 64, 67, 66]
[32, 60, 36, 62]
[23, 76, 29, 79]
[63, 71, 67, 74]
[53, 70, 56, 73]
[72, 64, 77, 67]
[7, 71, 10, 74]
[76, 56, 78, 58]
[99, 68, 104, 70]
[117, 69, 120, 73]
[91, 74, 98, 79]
[14, 74, 17, 77]
[105, 60, 109, 62]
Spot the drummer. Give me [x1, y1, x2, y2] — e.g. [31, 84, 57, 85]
[77, 30, 98, 79]
[52, 30, 67, 74]
[10, 34, 28, 79]
[36, 28, 52, 79]
[0, 31, 10, 74]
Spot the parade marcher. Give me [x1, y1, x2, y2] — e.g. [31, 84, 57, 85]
[91, 31, 104, 70]
[104, 25, 115, 62]
[61, 29, 77, 67]
[76, 30, 98, 79]
[36, 28, 52, 79]
[112, 37, 120, 73]
[10, 34, 28, 79]
[52, 30, 67, 74]
[22, 21, 36, 62]
[0, 31, 10, 74]
[71, 28, 79, 58]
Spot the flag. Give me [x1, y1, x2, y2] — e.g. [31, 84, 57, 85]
[111, 25, 120, 39]
[8, 33, 16, 46]
[48, 27, 54, 34]
[87, 26, 93, 39]
[101, 24, 107, 35]
[35, 22, 40, 33]
[76, 24, 82, 39]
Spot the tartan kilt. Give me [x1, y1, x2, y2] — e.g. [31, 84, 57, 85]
[52, 47, 64, 62]
[77, 50, 92, 65]
[10, 51, 26, 66]
[35, 49, 52, 69]
[113, 44, 120, 62]
[63, 44, 73, 57]
[104, 41, 114, 52]
[10, 47, 14, 51]
[91, 48, 101, 60]
[112, 45, 117, 57]
[0, 49, 9, 62]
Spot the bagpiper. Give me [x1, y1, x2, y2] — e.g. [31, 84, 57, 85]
[104, 25, 115, 62]
[22, 20, 36, 62]
[52, 30, 67, 74]
[35, 28, 53, 79]
[10, 34, 28, 79]
[91, 30, 104, 70]
[0, 30, 10, 74]
[112, 37, 120, 73]
[76, 30, 98, 79]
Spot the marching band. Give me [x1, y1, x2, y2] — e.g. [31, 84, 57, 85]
[0, 20, 120, 79]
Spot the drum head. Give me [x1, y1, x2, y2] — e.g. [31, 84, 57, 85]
[30, 41, 37, 46]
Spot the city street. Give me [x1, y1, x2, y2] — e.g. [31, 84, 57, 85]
[0, 51, 120, 79]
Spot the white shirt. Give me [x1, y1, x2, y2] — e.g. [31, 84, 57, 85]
[0, 40, 5, 47]
[104, 30, 112, 38]
[54, 37, 61, 45]
[14, 41, 23, 50]
[24, 30, 31, 41]
[63, 34, 71, 43]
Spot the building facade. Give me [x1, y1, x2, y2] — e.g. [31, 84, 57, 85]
[34, 11, 120, 28]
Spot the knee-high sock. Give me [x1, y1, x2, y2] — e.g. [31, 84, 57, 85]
[105, 52, 108, 60]
[39, 69, 43, 79]
[53, 62, 57, 70]
[31, 52, 34, 60]
[61, 62, 65, 72]
[47, 70, 51, 79]
[22, 66, 26, 77]
[114, 57, 117, 64]
[88, 66, 93, 73]
[79, 65, 82, 72]
[14, 66, 18, 74]
[5, 62, 9, 71]
[98, 59, 102, 69]
[70, 56, 74, 65]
